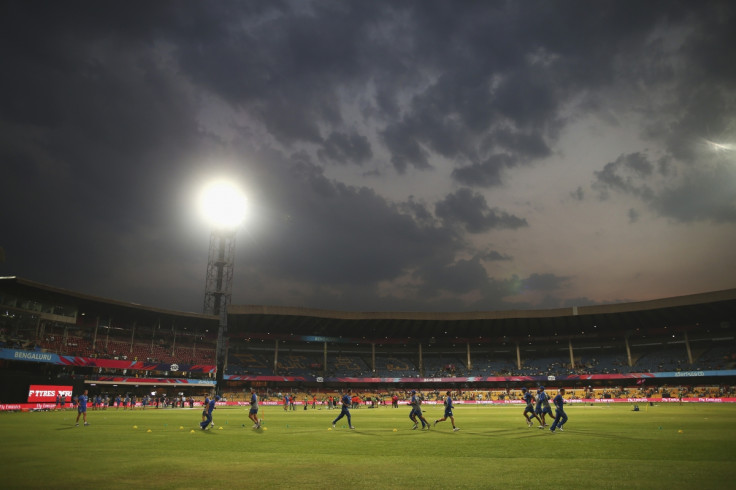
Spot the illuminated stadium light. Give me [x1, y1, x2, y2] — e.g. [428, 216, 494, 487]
[701, 138, 735, 154]
[198, 180, 248, 230]
[198, 178, 248, 398]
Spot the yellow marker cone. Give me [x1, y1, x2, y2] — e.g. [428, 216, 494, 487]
[133, 425, 138, 429]
[147, 429, 152, 433]
[218, 426, 223, 430]
[179, 426, 184, 430]
[190, 430, 195, 433]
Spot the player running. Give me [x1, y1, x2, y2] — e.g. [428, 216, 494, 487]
[434, 391, 459, 431]
[536, 386, 553, 429]
[200, 395, 219, 430]
[331, 389, 355, 429]
[409, 390, 430, 430]
[521, 387, 542, 427]
[550, 388, 568, 433]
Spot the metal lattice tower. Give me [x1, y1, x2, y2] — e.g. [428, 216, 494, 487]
[203, 229, 236, 317]
[203, 229, 236, 394]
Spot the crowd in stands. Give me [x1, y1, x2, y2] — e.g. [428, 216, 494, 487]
[0, 327, 217, 367]
[2, 326, 734, 379]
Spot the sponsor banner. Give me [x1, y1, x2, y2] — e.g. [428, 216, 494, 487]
[225, 375, 312, 382]
[1, 348, 61, 363]
[0, 348, 215, 373]
[28, 385, 73, 402]
[1, 403, 59, 411]
[58, 357, 216, 373]
[3, 398, 736, 411]
[226, 371, 736, 383]
[88, 377, 216, 386]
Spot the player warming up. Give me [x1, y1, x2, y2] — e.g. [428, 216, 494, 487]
[521, 387, 542, 427]
[434, 391, 459, 431]
[249, 388, 262, 429]
[550, 388, 568, 433]
[536, 386, 553, 429]
[409, 390, 430, 430]
[75, 389, 89, 426]
[200, 395, 219, 430]
[332, 389, 355, 429]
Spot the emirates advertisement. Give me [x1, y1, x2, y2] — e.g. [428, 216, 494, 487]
[27, 385, 73, 403]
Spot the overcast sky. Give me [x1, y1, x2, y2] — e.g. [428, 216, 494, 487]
[2, 0, 735, 314]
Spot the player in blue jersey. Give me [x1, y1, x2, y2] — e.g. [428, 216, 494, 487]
[409, 390, 430, 430]
[249, 388, 262, 429]
[434, 391, 459, 431]
[408, 390, 420, 429]
[521, 387, 542, 428]
[550, 388, 568, 433]
[331, 389, 355, 429]
[75, 389, 89, 426]
[200, 395, 219, 430]
[536, 386, 553, 429]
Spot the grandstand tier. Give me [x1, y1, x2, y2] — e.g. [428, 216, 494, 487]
[1, 276, 735, 403]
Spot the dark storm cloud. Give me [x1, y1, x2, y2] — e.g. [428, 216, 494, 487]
[236, 148, 461, 289]
[593, 153, 656, 201]
[2, 1, 734, 313]
[452, 154, 515, 188]
[653, 162, 736, 223]
[435, 188, 528, 233]
[481, 250, 512, 262]
[579, 1, 736, 225]
[317, 131, 373, 165]
[0, 1, 216, 309]
[522, 273, 571, 292]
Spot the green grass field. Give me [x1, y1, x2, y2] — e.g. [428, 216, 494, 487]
[1, 403, 734, 489]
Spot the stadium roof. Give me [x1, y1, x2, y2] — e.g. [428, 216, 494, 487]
[2, 276, 735, 342]
[227, 289, 736, 342]
[0, 276, 217, 327]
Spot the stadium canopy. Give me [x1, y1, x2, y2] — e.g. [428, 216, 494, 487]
[2, 276, 735, 344]
[0, 276, 217, 330]
[227, 289, 736, 343]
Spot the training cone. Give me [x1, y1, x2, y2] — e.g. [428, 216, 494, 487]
[327, 427, 332, 431]
[218, 426, 223, 430]
[393, 428, 398, 432]
[190, 430, 195, 433]
[262, 427, 267, 431]
[179, 426, 184, 430]
[133, 425, 138, 429]
[147, 429, 152, 433]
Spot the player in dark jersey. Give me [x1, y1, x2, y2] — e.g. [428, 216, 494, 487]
[200, 395, 219, 430]
[434, 391, 459, 431]
[75, 389, 89, 426]
[521, 387, 542, 427]
[331, 389, 355, 429]
[550, 388, 568, 433]
[409, 390, 430, 430]
[249, 388, 262, 429]
[536, 386, 553, 428]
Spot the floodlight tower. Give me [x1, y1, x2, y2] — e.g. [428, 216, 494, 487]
[199, 180, 248, 395]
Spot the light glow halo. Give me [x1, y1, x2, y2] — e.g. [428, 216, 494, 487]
[198, 179, 248, 229]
